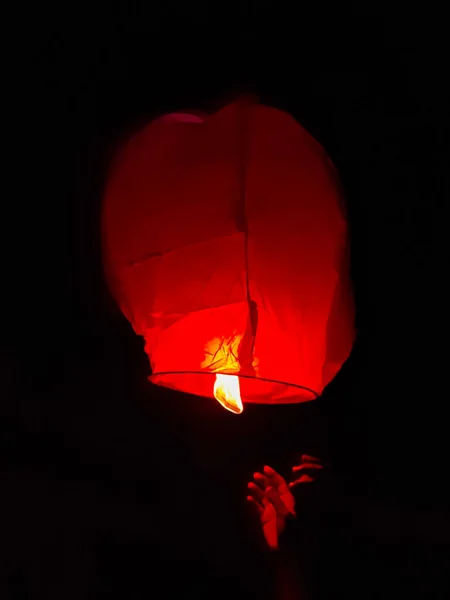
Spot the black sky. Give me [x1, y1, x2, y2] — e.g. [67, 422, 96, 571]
[3, 5, 450, 599]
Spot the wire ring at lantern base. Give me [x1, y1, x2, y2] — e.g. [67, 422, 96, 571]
[148, 370, 319, 403]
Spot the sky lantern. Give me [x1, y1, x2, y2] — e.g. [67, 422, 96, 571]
[102, 98, 355, 414]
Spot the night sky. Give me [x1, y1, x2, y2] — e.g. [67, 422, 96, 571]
[3, 5, 450, 599]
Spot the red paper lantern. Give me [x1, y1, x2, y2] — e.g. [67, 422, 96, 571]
[102, 98, 355, 413]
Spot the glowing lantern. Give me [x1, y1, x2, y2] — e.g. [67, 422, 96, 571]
[102, 98, 355, 413]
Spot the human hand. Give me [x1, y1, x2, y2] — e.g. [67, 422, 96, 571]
[247, 455, 326, 550]
[289, 454, 326, 489]
[247, 465, 295, 549]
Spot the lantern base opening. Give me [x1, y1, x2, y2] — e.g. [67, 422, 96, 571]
[149, 371, 318, 405]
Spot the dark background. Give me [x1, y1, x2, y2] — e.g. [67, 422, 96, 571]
[3, 4, 449, 598]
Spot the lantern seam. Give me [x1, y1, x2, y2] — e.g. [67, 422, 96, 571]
[122, 232, 246, 268]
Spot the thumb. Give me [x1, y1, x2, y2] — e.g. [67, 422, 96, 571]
[263, 516, 279, 550]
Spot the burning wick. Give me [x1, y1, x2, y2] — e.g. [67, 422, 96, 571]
[214, 374, 243, 414]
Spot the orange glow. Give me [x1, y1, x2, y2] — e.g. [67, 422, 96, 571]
[214, 374, 243, 414]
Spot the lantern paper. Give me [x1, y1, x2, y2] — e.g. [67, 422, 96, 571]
[102, 98, 355, 410]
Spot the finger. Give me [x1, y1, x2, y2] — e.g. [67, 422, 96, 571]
[266, 486, 295, 517]
[247, 481, 267, 505]
[252, 468, 278, 492]
[289, 474, 315, 488]
[262, 466, 295, 513]
[301, 454, 323, 463]
[246, 495, 264, 516]
[292, 462, 324, 473]
[263, 465, 289, 490]
[253, 472, 270, 489]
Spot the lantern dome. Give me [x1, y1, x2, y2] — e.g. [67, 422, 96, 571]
[102, 98, 355, 412]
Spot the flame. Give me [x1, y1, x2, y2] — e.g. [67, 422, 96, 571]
[214, 374, 243, 414]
